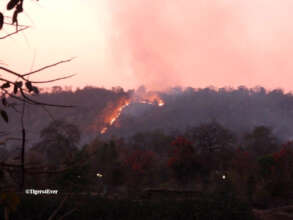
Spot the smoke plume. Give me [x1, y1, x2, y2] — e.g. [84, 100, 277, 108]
[106, 0, 293, 92]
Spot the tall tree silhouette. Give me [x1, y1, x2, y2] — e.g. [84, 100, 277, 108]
[0, 0, 75, 193]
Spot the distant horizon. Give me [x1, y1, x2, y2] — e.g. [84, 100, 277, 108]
[2, 0, 293, 94]
[39, 84, 293, 95]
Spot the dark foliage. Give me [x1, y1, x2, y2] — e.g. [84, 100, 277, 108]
[9, 194, 255, 220]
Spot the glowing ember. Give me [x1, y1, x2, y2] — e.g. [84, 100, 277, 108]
[110, 117, 116, 125]
[141, 93, 165, 107]
[100, 127, 108, 134]
[135, 93, 165, 107]
[158, 100, 164, 106]
[99, 92, 164, 134]
[100, 100, 130, 134]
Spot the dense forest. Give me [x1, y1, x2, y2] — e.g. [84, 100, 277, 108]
[1, 86, 293, 219]
[1, 85, 293, 151]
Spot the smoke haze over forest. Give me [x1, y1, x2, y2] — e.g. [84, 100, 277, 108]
[107, 0, 293, 91]
[4, 1, 293, 218]
[1, 0, 293, 92]
[1, 86, 293, 151]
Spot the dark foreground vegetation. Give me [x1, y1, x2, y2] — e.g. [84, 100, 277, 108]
[1, 119, 293, 219]
[6, 191, 254, 220]
[2, 86, 293, 219]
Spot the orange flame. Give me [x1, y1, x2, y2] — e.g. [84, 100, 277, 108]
[99, 93, 164, 134]
[158, 100, 164, 106]
[100, 99, 130, 134]
[136, 92, 165, 107]
[100, 127, 108, 134]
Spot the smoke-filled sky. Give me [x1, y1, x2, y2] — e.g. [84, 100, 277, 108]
[1, 0, 293, 92]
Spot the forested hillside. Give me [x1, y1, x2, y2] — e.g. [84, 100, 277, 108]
[1, 85, 293, 150]
[2, 85, 293, 219]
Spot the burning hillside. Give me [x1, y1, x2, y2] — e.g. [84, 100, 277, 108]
[100, 98, 131, 134]
[96, 91, 165, 134]
[2, 86, 293, 148]
[133, 92, 165, 107]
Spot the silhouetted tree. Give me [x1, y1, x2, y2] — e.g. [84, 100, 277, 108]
[0, 0, 74, 195]
[167, 136, 199, 184]
[31, 120, 80, 166]
[244, 126, 279, 156]
[188, 121, 236, 153]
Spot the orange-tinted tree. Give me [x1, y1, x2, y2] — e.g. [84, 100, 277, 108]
[167, 136, 199, 184]
[268, 141, 293, 197]
[123, 149, 157, 187]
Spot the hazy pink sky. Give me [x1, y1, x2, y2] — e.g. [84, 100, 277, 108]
[1, 0, 293, 92]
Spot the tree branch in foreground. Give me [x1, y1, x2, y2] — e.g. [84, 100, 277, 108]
[0, 26, 29, 40]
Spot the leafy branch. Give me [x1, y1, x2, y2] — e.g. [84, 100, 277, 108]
[0, 0, 77, 194]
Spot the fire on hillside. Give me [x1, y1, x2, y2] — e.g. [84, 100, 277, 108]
[99, 93, 165, 134]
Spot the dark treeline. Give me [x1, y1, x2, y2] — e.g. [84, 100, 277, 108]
[1, 85, 293, 151]
[107, 85, 293, 141]
[0, 86, 129, 150]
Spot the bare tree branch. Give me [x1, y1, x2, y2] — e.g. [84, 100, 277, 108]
[0, 0, 77, 192]
[23, 58, 76, 77]
[20, 101, 26, 190]
[0, 66, 74, 85]
[0, 66, 23, 78]
[3, 21, 29, 28]
[30, 74, 76, 84]
[2, 89, 33, 104]
[0, 26, 29, 40]
[41, 105, 55, 121]
[2, 88, 73, 108]
[20, 89, 74, 108]
[0, 77, 15, 84]
[0, 58, 74, 98]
